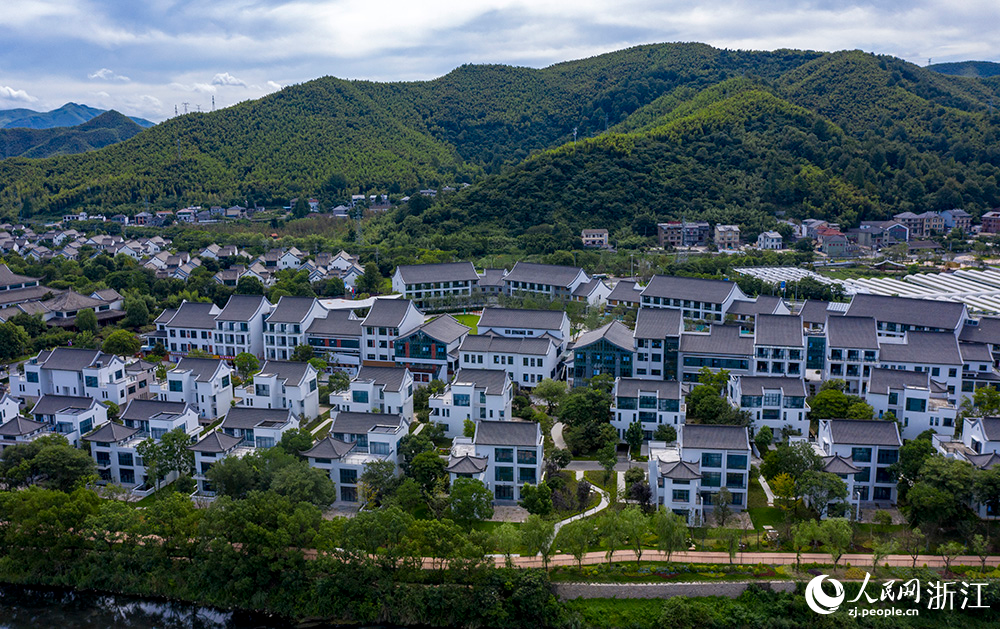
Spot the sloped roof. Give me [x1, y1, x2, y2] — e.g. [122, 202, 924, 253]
[846, 294, 965, 330]
[362, 299, 416, 328]
[573, 321, 634, 352]
[188, 431, 242, 453]
[478, 307, 566, 331]
[754, 315, 804, 347]
[306, 309, 362, 337]
[83, 422, 139, 443]
[31, 394, 95, 415]
[267, 296, 319, 323]
[0, 416, 45, 437]
[407, 314, 470, 344]
[216, 294, 269, 321]
[174, 357, 226, 383]
[728, 295, 784, 317]
[681, 424, 749, 451]
[798, 300, 844, 325]
[607, 280, 641, 304]
[960, 318, 1000, 344]
[659, 459, 701, 480]
[331, 411, 404, 434]
[258, 360, 313, 385]
[822, 454, 860, 475]
[396, 261, 479, 284]
[166, 301, 220, 329]
[121, 399, 191, 421]
[302, 435, 356, 460]
[478, 268, 507, 288]
[640, 275, 737, 303]
[867, 368, 929, 395]
[879, 332, 962, 365]
[826, 316, 879, 350]
[354, 366, 410, 392]
[571, 278, 605, 297]
[968, 452, 1000, 470]
[823, 419, 901, 446]
[221, 407, 294, 430]
[459, 334, 553, 356]
[960, 342, 993, 363]
[446, 454, 489, 474]
[736, 376, 806, 397]
[615, 378, 681, 399]
[973, 417, 1000, 442]
[679, 325, 753, 356]
[451, 368, 510, 395]
[634, 307, 682, 339]
[503, 262, 584, 288]
[36, 347, 114, 371]
[474, 420, 539, 446]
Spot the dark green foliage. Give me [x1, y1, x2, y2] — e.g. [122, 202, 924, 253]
[0, 111, 144, 159]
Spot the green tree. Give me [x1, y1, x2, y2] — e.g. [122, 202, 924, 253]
[354, 263, 383, 295]
[807, 387, 854, 419]
[971, 534, 990, 573]
[770, 473, 797, 510]
[75, 307, 98, 333]
[329, 371, 350, 393]
[624, 420, 643, 455]
[907, 456, 976, 529]
[755, 425, 773, 449]
[270, 463, 336, 506]
[939, 541, 965, 573]
[871, 538, 897, 572]
[760, 441, 822, 481]
[820, 518, 852, 566]
[235, 275, 265, 295]
[448, 477, 494, 523]
[654, 508, 688, 562]
[234, 352, 260, 380]
[398, 432, 435, 475]
[0, 321, 29, 359]
[597, 440, 617, 486]
[557, 519, 593, 570]
[463, 418, 476, 438]
[102, 329, 140, 355]
[124, 297, 149, 327]
[618, 506, 648, 565]
[975, 467, 1000, 533]
[277, 428, 315, 456]
[846, 401, 875, 420]
[889, 436, 935, 503]
[534, 378, 567, 413]
[521, 514, 556, 569]
[519, 482, 554, 516]
[791, 520, 820, 569]
[653, 424, 677, 442]
[359, 459, 399, 507]
[797, 470, 848, 517]
[410, 450, 446, 493]
[713, 488, 733, 526]
[493, 522, 520, 568]
[290, 344, 314, 362]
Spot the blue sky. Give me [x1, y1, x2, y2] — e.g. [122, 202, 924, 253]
[1, 0, 998, 121]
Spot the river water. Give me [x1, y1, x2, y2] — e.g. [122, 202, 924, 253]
[0, 585, 292, 629]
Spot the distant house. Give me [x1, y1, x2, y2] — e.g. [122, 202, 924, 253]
[714, 225, 741, 249]
[756, 231, 782, 250]
[581, 229, 609, 248]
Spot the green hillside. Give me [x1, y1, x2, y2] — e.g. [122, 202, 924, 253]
[0, 111, 145, 159]
[930, 61, 1000, 78]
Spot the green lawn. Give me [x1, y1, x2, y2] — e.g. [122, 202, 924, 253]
[583, 470, 616, 493]
[747, 507, 786, 529]
[452, 313, 480, 334]
[562, 598, 663, 629]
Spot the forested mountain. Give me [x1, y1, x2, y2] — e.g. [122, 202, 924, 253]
[0, 102, 153, 129]
[930, 61, 1000, 78]
[2, 43, 1000, 249]
[0, 111, 146, 159]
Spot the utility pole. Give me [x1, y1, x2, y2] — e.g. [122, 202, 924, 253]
[212, 96, 215, 112]
[182, 102, 189, 114]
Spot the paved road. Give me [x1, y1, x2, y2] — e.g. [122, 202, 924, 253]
[552, 422, 567, 449]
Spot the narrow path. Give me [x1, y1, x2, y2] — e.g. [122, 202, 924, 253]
[552, 480, 610, 535]
[552, 422, 567, 450]
[309, 417, 333, 436]
[758, 475, 776, 507]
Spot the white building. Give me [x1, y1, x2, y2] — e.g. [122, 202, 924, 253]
[459, 334, 558, 388]
[360, 299, 425, 366]
[753, 315, 805, 378]
[264, 296, 328, 361]
[305, 309, 363, 375]
[331, 366, 414, 419]
[161, 301, 223, 360]
[756, 231, 783, 250]
[824, 316, 879, 395]
[632, 308, 683, 381]
[155, 357, 234, 423]
[237, 360, 320, 420]
[0, 415, 48, 453]
[610, 378, 685, 441]
[189, 432, 252, 496]
[502, 262, 592, 301]
[678, 324, 753, 383]
[639, 275, 750, 322]
[963, 417, 1000, 455]
[726, 376, 810, 439]
[445, 420, 543, 502]
[213, 294, 273, 360]
[878, 331, 963, 405]
[393, 314, 470, 384]
[391, 262, 481, 310]
[13, 348, 153, 406]
[429, 368, 513, 437]
[219, 406, 299, 449]
[29, 394, 108, 447]
[867, 368, 957, 440]
[477, 307, 571, 352]
[845, 294, 967, 339]
[818, 419, 901, 504]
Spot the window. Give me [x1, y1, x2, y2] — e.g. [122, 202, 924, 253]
[702, 471, 721, 487]
[726, 473, 745, 489]
[120, 469, 135, 485]
[517, 449, 537, 465]
[168, 380, 183, 392]
[118, 452, 134, 467]
[876, 449, 898, 465]
[851, 447, 872, 463]
[352, 390, 369, 404]
[495, 485, 514, 500]
[495, 448, 513, 463]
[904, 398, 926, 413]
[85, 376, 98, 388]
[701, 453, 722, 468]
[672, 489, 690, 502]
[454, 394, 470, 407]
[255, 437, 275, 449]
[340, 486, 357, 502]
[339, 469, 357, 485]
[727, 454, 748, 469]
[854, 467, 871, 483]
[518, 467, 536, 484]
[494, 466, 514, 482]
[26, 371, 39, 383]
[370, 442, 390, 455]
[875, 467, 895, 484]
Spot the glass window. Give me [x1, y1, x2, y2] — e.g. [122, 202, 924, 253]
[117, 452, 133, 467]
[495, 448, 513, 463]
[517, 449, 537, 465]
[85, 376, 99, 388]
[495, 485, 514, 500]
[905, 398, 926, 413]
[875, 467, 895, 484]
[454, 394, 470, 407]
[851, 447, 872, 463]
[876, 449, 898, 465]
[518, 467, 536, 484]
[702, 471, 721, 487]
[339, 469, 357, 485]
[340, 486, 357, 502]
[854, 467, 871, 483]
[672, 489, 690, 502]
[726, 473, 745, 489]
[494, 466, 514, 482]
[726, 454, 747, 469]
[701, 453, 722, 468]
[352, 390, 369, 404]
[168, 379, 183, 392]
[370, 442, 390, 455]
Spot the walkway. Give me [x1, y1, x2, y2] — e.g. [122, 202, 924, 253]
[552, 471, 610, 535]
[552, 422, 567, 450]
[758, 475, 775, 507]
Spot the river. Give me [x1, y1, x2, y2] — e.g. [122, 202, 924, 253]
[0, 584, 293, 628]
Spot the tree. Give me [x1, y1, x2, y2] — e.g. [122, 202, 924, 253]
[975, 467, 1000, 533]
[0, 321, 29, 359]
[939, 541, 965, 573]
[290, 344, 314, 362]
[907, 456, 976, 528]
[463, 418, 476, 438]
[75, 308, 98, 333]
[770, 473, 797, 510]
[845, 401, 875, 420]
[328, 371, 350, 393]
[354, 263, 383, 296]
[124, 298, 149, 327]
[308, 357, 327, 373]
[519, 482, 554, 516]
[653, 424, 677, 442]
[624, 421, 643, 455]
[102, 401, 120, 422]
[398, 432, 435, 475]
[971, 534, 990, 573]
[576, 479, 593, 510]
[234, 352, 260, 380]
[960, 386, 1000, 419]
[558, 519, 592, 569]
[807, 388, 854, 419]
[521, 515, 555, 569]
[791, 520, 820, 569]
[654, 508, 688, 562]
[871, 538, 897, 572]
[271, 463, 337, 506]
[819, 518, 852, 566]
[760, 441, 822, 481]
[410, 450, 446, 494]
[755, 425, 773, 450]
[102, 329, 140, 356]
[899, 526, 927, 568]
[597, 440, 617, 486]
[619, 506, 648, 565]
[277, 428, 314, 456]
[798, 470, 848, 517]
[493, 522, 520, 568]
[359, 459, 399, 507]
[723, 527, 742, 564]
[713, 488, 733, 526]
[449, 477, 494, 523]
[534, 378, 567, 413]
[889, 437, 935, 503]
[598, 510, 626, 565]
[235, 276, 265, 295]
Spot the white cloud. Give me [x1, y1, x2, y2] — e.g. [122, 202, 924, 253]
[212, 72, 247, 87]
[266, 80, 283, 90]
[0, 85, 37, 103]
[88, 68, 130, 82]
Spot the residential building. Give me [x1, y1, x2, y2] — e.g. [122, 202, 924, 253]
[714, 224, 741, 249]
[13, 348, 153, 406]
[155, 357, 233, 423]
[214, 295, 273, 359]
[878, 331, 963, 404]
[964, 417, 1000, 455]
[502, 262, 592, 301]
[237, 360, 319, 420]
[190, 432, 251, 496]
[459, 334, 559, 387]
[391, 262, 481, 311]
[824, 316, 879, 395]
[571, 321, 634, 386]
[40, 290, 125, 328]
[446, 420, 543, 502]
[331, 366, 414, 418]
[477, 307, 571, 352]
[727, 296, 790, 328]
[394, 314, 470, 383]
[219, 406, 299, 449]
[632, 307, 682, 381]
[845, 294, 967, 338]
[867, 368, 957, 440]
[610, 378, 685, 441]
[606, 280, 642, 311]
[940, 209, 973, 233]
[29, 394, 108, 447]
[305, 309, 363, 374]
[982, 210, 1000, 234]
[756, 231, 782, 250]
[361, 299, 424, 366]
[429, 369, 513, 437]
[818, 419, 902, 504]
[678, 324, 753, 383]
[639, 275, 750, 322]
[571, 278, 612, 307]
[726, 376, 809, 438]
[264, 296, 328, 361]
[161, 300, 222, 360]
[0, 393, 44, 452]
[581, 229, 609, 248]
[753, 315, 805, 377]
[657, 221, 710, 248]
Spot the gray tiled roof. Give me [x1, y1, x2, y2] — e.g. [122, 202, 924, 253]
[728, 295, 784, 317]
[222, 407, 294, 430]
[331, 411, 403, 435]
[846, 294, 965, 330]
[43, 290, 105, 313]
[407, 314, 470, 344]
[154, 308, 176, 325]
[974, 417, 1000, 442]
[822, 454, 860, 475]
[362, 299, 416, 328]
[574, 321, 634, 352]
[736, 376, 806, 397]
[478, 307, 567, 331]
[174, 357, 226, 383]
[679, 325, 754, 356]
[615, 378, 681, 399]
[267, 296, 319, 324]
[503, 262, 584, 288]
[121, 399, 191, 421]
[879, 332, 962, 365]
[302, 436, 356, 460]
[478, 268, 507, 288]
[968, 452, 1000, 470]
[571, 278, 605, 297]
[306, 310, 362, 337]
[258, 360, 313, 385]
[681, 424, 749, 451]
[867, 368, 929, 395]
[826, 316, 879, 350]
[606, 280, 641, 304]
[0, 264, 39, 287]
[37, 347, 114, 371]
[31, 394, 95, 415]
[451, 368, 510, 395]
[634, 307, 682, 339]
[188, 431, 242, 453]
[0, 285, 61, 308]
[216, 295, 269, 321]
[960, 318, 1000, 344]
[754, 315, 804, 347]
[474, 420, 540, 446]
[0, 416, 45, 437]
[83, 422, 139, 442]
[659, 459, 701, 480]
[166, 301, 221, 329]
[460, 334, 554, 356]
[640, 275, 737, 302]
[798, 300, 844, 325]
[396, 262, 479, 284]
[824, 419, 901, 446]
[960, 342, 993, 363]
[354, 366, 410, 392]
[446, 454, 489, 474]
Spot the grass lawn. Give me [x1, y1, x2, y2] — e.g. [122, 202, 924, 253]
[562, 598, 663, 629]
[134, 483, 182, 506]
[583, 470, 616, 493]
[747, 507, 786, 529]
[452, 313, 480, 335]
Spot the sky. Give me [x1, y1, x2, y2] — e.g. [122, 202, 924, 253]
[1, 0, 999, 122]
